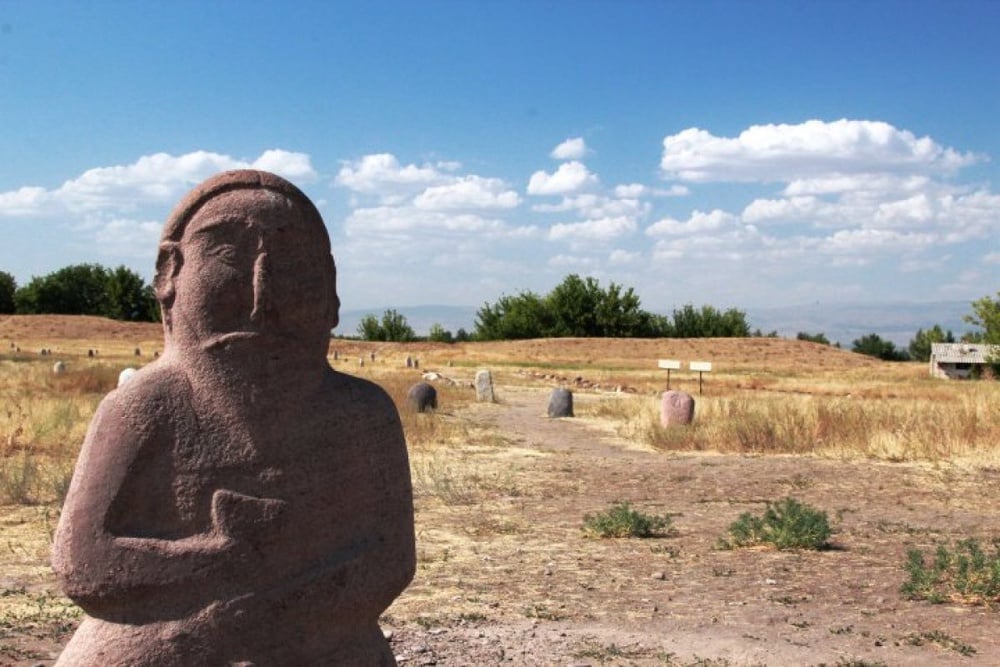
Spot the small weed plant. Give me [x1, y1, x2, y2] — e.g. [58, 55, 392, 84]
[583, 501, 672, 538]
[902, 538, 1000, 605]
[720, 497, 831, 550]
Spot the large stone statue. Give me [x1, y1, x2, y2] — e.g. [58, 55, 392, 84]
[52, 170, 416, 665]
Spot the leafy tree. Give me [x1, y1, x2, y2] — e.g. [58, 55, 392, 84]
[357, 314, 382, 340]
[473, 274, 672, 341]
[12, 263, 159, 322]
[357, 309, 416, 342]
[15, 264, 111, 316]
[380, 309, 416, 342]
[454, 327, 471, 342]
[428, 323, 454, 343]
[474, 291, 550, 340]
[546, 274, 602, 337]
[964, 292, 1000, 373]
[797, 332, 830, 345]
[0, 270, 15, 314]
[907, 325, 955, 362]
[851, 333, 909, 361]
[105, 265, 159, 321]
[964, 292, 1000, 345]
[670, 304, 750, 338]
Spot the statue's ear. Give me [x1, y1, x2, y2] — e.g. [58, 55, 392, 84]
[153, 242, 182, 325]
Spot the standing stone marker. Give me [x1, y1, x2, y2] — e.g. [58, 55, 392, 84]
[660, 390, 695, 426]
[406, 382, 437, 413]
[52, 360, 67, 375]
[475, 369, 495, 402]
[117, 367, 136, 388]
[52, 170, 416, 666]
[547, 387, 574, 418]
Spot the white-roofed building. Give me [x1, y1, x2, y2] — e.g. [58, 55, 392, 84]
[929, 343, 998, 379]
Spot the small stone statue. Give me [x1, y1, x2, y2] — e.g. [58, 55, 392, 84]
[53, 171, 416, 665]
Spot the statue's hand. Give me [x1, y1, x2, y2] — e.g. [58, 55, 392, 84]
[211, 489, 287, 542]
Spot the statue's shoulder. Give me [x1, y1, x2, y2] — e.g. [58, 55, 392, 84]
[102, 361, 194, 419]
[323, 368, 398, 417]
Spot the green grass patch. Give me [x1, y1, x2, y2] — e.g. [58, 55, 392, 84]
[902, 538, 1000, 605]
[583, 501, 673, 538]
[719, 497, 831, 550]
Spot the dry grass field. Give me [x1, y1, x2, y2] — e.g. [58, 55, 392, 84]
[2, 314, 1000, 665]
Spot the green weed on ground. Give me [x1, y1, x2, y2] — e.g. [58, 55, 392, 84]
[902, 538, 1000, 605]
[719, 497, 832, 550]
[582, 501, 673, 538]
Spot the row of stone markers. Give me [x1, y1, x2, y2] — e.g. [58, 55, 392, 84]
[406, 368, 576, 419]
[407, 369, 498, 413]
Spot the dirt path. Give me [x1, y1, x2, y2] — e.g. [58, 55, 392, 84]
[387, 387, 1000, 666]
[7, 387, 1000, 666]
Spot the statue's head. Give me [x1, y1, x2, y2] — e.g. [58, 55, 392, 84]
[154, 170, 339, 354]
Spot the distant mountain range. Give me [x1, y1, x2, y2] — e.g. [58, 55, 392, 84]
[336, 300, 977, 348]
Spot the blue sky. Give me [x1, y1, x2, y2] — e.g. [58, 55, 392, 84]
[1, 1, 998, 322]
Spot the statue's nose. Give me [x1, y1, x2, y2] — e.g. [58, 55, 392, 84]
[249, 251, 270, 326]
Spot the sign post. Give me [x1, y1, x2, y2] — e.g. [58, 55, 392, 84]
[689, 361, 712, 395]
[658, 359, 681, 389]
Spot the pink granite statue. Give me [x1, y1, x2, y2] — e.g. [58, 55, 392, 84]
[52, 170, 416, 665]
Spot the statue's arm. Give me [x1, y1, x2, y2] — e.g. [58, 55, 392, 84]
[51, 395, 276, 617]
[272, 395, 416, 612]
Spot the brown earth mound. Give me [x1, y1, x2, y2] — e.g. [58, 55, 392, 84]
[0, 315, 162, 342]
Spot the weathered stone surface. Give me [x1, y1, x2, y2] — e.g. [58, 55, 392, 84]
[406, 382, 437, 413]
[52, 170, 416, 666]
[660, 390, 695, 426]
[547, 387, 574, 418]
[475, 369, 495, 402]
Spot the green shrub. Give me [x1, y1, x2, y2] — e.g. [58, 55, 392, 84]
[583, 501, 672, 538]
[902, 538, 1000, 605]
[720, 497, 831, 550]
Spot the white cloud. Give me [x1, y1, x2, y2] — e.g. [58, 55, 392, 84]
[742, 196, 824, 224]
[527, 161, 599, 195]
[548, 215, 636, 242]
[0, 187, 50, 216]
[874, 194, 934, 227]
[783, 174, 930, 197]
[646, 209, 740, 237]
[344, 205, 539, 239]
[983, 252, 1000, 265]
[251, 149, 319, 181]
[0, 150, 317, 217]
[550, 137, 587, 161]
[608, 248, 641, 264]
[614, 183, 646, 198]
[92, 218, 163, 258]
[651, 185, 690, 197]
[819, 228, 936, 256]
[548, 254, 598, 269]
[532, 193, 649, 221]
[413, 176, 520, 210]
[335, 153, 451, 198]
[660, 119, 981, 183]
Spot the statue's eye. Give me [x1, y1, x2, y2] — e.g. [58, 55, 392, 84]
[209, 244, 240, 264]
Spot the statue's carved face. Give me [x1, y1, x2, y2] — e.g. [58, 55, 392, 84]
[168, 189, 335, 352]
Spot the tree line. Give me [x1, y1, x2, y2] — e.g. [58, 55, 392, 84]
[355, 275, 999, 371]
[0, 265, 159, 322]
[357, 274, 751, 342]
[5, 265, 996, 369]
